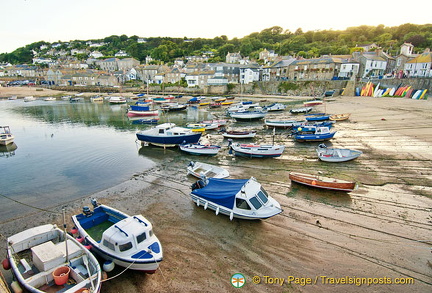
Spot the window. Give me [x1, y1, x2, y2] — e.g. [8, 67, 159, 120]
[249, 197, 262, 209]
[103, 239, 115, 251]
[257, 188, 269, 204]
[137, 232, 147, 243]
[236, 198, 251, 210]
[119, 242, 133, 252]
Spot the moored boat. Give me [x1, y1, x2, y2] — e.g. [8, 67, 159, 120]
[190, 177, 282, 220]
[305, 113, 330, 121]
[180, 143, 221, 155]
[289, 171, 356, 192]
[263, 103, 286, 112]
[293, 127, 336, 142]
[229, 107, 267, 120]
[329, 113, 351, 121]
[290, 107, 312, 114]
[0, 126, 14, 146]
[109, 96, 127, 104]
[303, 100, 323, 107]
[264, 119, 305, 128]
[5, 223, 102, 293]
[24, 96, 36, 102]
[187, 161, 229, 178]
[160, 102, 188, 112]
[221, 130, 256, 139]
[72, 200, 163, 273]
[136, 123, 202, 147]
[228, 141, 285, 158]
[316, 144, 362, 162]
[127, 104, 159, 117]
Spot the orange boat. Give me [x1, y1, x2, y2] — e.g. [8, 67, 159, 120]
[289, 171, 356, 192]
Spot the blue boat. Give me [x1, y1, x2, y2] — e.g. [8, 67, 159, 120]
[190, 177, 282, 220]
[136, 123, 202, 147]
[293, 127, 336, 142]
[305, 113, 330, 121]
[72, 200, 163, 273]
[292, 121, 334, 133]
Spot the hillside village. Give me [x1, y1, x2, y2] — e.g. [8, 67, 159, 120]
[0, 41, 431, 91]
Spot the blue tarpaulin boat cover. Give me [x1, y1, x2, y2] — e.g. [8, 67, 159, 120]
[191, 178, 248, 209]
[189, 97, 199, 102]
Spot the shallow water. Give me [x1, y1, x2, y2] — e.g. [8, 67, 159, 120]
[0, 99, 213, 222]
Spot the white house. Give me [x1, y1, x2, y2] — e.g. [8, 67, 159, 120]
[404, 49, 432, 77]
[239, 67, 260, 84]
[338, 62, 360, 79]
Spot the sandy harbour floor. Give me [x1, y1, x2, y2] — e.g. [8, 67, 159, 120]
[0, 87, 431, 293]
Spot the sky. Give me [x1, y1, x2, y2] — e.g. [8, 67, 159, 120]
[1, 0, 431, 54]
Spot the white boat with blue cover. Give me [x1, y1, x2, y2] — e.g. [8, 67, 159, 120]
[136, 123, 202, 147]
[72, 200, 163, 273]
[190, 177, 282, 220]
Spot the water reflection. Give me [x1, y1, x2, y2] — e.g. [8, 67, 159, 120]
[0, 142, 17, 158]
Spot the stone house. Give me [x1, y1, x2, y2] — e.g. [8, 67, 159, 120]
[97, 58, 119, 71]
[287, 57, 342, 80]
[265, 57, 296, 81]
[117, 58, 140, 71]
[226, 52, 242, 64]
[395, 43, 417, 76]
[185, 71, 214, 88]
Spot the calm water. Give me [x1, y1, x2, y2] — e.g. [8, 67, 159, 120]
[0, 98, 213, 222]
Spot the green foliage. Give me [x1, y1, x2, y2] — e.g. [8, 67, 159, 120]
[278, 82, 299, 92]
[1, 23, 432, 65]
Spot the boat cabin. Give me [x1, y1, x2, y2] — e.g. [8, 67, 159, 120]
[100, 216, 155, 256]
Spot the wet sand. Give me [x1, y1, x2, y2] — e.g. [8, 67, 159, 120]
[1, 87, 431, 292]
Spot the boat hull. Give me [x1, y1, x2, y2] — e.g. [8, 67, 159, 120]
[230, 144, 285, 158]
[127, 110, 159, 116]
[317, 147, 362, 162]
[289, 172, 356, 192]
[221, 132, 256, 139]
[294, 132, 336, 142]
[180, 144, 220, 155]
[136, 132, 201, 146]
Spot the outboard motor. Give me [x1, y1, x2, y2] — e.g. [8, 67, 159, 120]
[318, 143, 327, 149]
[91, 198, 99, 208]
[83, 206, 92, 217]
[227, 139, 233, 155]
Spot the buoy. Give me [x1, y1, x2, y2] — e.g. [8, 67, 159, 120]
[76, 236, 84, 243]
[215, 206, 219, 215]
[10, 281, 23, 293]
[196, 198, 199, 207]
[102, 271, 108, 280]
[70, 227, 78, 234]
[229, 211, 234, 221]
[103, 260, 115, 272]
[84, 244, 92, 250]
[2, 258, 11, 270]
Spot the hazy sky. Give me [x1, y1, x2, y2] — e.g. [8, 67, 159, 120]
[1, 0, 431, 54]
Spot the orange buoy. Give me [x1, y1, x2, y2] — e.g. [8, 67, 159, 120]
[312, 180, 317, 185]
[2, 258, 11, 270]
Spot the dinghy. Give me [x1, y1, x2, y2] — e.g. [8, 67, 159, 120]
[316, 144, 362, 162]
[289, 171, 356, 192]
[187, 161, 230, 178]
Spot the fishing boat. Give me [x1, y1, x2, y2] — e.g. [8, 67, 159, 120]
[263, 103, 286, 112]
[329, 113, 351, 121]
[209, 102, 222, 108]
[187, 161, 229, 178]
[305, 113, 330, 121]
[293, 127, 336, 142]
[180, 143, 221, 155]
[136, 123, 202, 147]
[72, 200, 163, 273]
[186, 124, 206, 132]
[289, 171, 356, 192]
[293, 121, 334, 133]
[316, 144, 362, 162]
[221, 130, 256, 139]
[127, 104, 159, 117]
[303, 100, 323, 107]
[160, 102, 188, 112]
[227, 102, 259, 113]
[190, 177, 282, 220]
[290, 107, 312, 114]
[264, 119, 305, 128]
[229, 107, 267, 120]
[0, 126, 14, 146]
[201, 119, 227, 127]
[228, 141, 285, 158]
[109, 96, 127, 104]
[4, 223, 102, 293]
[43, 97, 56, 101]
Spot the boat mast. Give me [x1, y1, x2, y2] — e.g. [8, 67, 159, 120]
[62, 208, 69, 263]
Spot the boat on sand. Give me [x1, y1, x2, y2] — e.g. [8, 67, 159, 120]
[187, 161, 229, 178]
[190, 177, 282, 220]
[289, 171, 356, 192]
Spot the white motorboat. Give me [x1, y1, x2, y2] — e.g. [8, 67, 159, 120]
[136, 123, 202, 147]
[228, 141, 285, 158]
[72, 200, 163, 273]
[180, 143, 221, 155]
[190, 177, 282, 220]
[0, 126, 14, 146]
[316, 144, 362, 162]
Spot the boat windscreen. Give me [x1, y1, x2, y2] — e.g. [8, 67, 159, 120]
[257, 188, 269, 204]
[249, 196, 262, 210]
